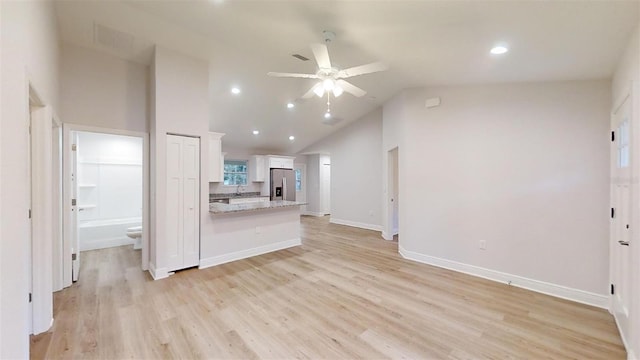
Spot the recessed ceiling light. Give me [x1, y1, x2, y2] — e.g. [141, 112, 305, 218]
[287, 102, 295, 109]
[490, 45, 508, 55]
[252, 130, 260, 135]
[231, 87, 241, 94]
[289, 135, 295, 141]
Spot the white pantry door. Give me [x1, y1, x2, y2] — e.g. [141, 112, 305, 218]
[166, 135, 200, 272]
[611, 94, 632, 345]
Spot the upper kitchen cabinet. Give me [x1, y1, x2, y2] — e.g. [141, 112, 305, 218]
[208, 132, 225, 182]
[249, 155, 266, 182]
[268, 155, 294, 170]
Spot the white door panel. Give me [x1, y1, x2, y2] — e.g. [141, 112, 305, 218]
[166, 135, 200, 272]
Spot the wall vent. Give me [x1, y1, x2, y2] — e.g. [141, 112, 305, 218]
[94, 24, 134, 53]
[292, 54, 310, 61]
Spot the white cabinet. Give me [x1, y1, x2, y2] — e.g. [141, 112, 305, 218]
[229, 197, 270, 205]
[268, 156, 294, 169]
[166, 134, 200, 272]
[208, 132, 225, 182]
[249, 155, 265, 182]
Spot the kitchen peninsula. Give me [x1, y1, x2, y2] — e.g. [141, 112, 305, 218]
[199, 200, 306, 269]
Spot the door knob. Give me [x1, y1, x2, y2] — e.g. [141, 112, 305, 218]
[618, 240, 630, 246]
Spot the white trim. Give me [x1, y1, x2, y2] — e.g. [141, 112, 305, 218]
[148, 262, 169, 280]
[199, 238, 301, 269]
[381, 231, 393, 241]
[62, 123, 150, 281]
[30, 105, 54, 335]
[399, 245, 608, 309]
[302, 211, 325, 217]
[330, 218, 382, 232]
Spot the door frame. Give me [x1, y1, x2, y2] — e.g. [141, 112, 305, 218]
[62, 123, 150, 287]
[29, 84, 55, 335]
[294, 163, 307, 213]
[383, 146, 399, 241]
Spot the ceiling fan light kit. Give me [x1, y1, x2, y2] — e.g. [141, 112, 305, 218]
[267, 31, 388, 119]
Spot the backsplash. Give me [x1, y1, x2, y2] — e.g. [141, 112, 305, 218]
[210, 191, 261, 200]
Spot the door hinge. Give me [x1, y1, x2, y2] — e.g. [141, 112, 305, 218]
[611, 131, 615, 142]
[28, 209, 31, 219]
[72, 253, 77, 261]
[71, 144, 77, 151]
[71, 198, 76, 206]
[29, 293, 32, 303]
[611, 284, 615, 295]
[611, 208, 615, 219]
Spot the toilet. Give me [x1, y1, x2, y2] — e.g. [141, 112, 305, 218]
[126, 226, 142, 250]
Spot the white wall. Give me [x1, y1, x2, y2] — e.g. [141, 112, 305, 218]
[0, 1, 60, 357]
[393, 80, 611, 301]
[300, 108, 383, 229]
[304, 154, 322, 215]
[61, 44, 148, 132]
[76, 132, 143, 223]
[150, 46, 210, 278]
[611, 23, 640, 359]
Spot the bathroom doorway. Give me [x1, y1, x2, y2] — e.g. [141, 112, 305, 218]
[63, 124, 149, 284]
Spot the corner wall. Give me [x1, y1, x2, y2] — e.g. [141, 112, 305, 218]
[150, 46, 210, 278]
[300, 108, 383, 229]
[0, 1, 60, 357]
[389, 80, 611, 306]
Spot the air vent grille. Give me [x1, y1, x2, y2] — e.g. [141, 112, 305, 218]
[292, 54, 310, 61]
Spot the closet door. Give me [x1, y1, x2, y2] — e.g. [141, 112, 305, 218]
[166, 134, 200, 272]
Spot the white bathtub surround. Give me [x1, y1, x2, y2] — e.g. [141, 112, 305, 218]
[200, 202, 303, 269]
[76, 131, 143, 251]
[79, 218, 142, 251]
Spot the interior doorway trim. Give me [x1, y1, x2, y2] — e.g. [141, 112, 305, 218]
[61, 123, 150, 288]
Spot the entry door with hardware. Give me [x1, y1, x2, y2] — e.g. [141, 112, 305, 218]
[166, 135, 200, 271]
[611, 94, 632, 344]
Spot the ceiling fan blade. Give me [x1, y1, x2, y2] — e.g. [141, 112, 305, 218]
[267, 72, 318, 79]
[336, 80, 367, 97]
[337, 62, 389, 78]
[301, 84, 319, 99]
[310, 43, 331, 70]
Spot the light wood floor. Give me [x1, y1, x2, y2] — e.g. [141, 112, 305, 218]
[31, 215, 626, 359]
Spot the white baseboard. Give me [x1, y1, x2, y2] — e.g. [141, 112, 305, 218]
[398, 245, 608, 309]
[628, 349, 636, 360]
[330, 218, 382, 232]
[199, 238, 301, 269]
[382, 231, 393, 240]
[148, 262, 169, 280]
[302, 211, 325, 217]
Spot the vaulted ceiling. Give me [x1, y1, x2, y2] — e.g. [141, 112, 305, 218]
[55, 1, 639, 153]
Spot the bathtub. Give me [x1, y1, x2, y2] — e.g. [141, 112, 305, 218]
[79, 217, 142, 251]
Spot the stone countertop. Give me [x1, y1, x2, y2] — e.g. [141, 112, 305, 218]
[209, 200, 306, 214]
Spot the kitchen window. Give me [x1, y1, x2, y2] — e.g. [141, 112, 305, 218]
[224, 160, 248, 186]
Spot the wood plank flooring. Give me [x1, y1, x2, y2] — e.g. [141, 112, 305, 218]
[31, 215, 626, 359]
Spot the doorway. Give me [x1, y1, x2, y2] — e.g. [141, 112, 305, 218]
[294, 163, 306, 213]
[321, 155, 331, 215]
[384, 147, 399, 241]
[63, 124, 149, 285]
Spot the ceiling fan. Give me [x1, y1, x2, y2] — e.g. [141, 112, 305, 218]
[267, 31, 388, 117]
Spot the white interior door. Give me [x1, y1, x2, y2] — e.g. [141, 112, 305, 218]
[71, 132, 80, 282]
[322, 162, 331, 215]
[166, 135, 200, 272]
[611, 94, 632, 344]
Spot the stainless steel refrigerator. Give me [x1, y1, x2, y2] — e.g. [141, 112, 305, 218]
[270, 168, 296, 201]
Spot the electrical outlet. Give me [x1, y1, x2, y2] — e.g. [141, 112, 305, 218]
[479, 240, 486, 250]
[255, 226, 261, 234]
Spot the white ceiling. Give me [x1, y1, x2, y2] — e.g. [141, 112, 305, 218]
[55, 0, 639, 154]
